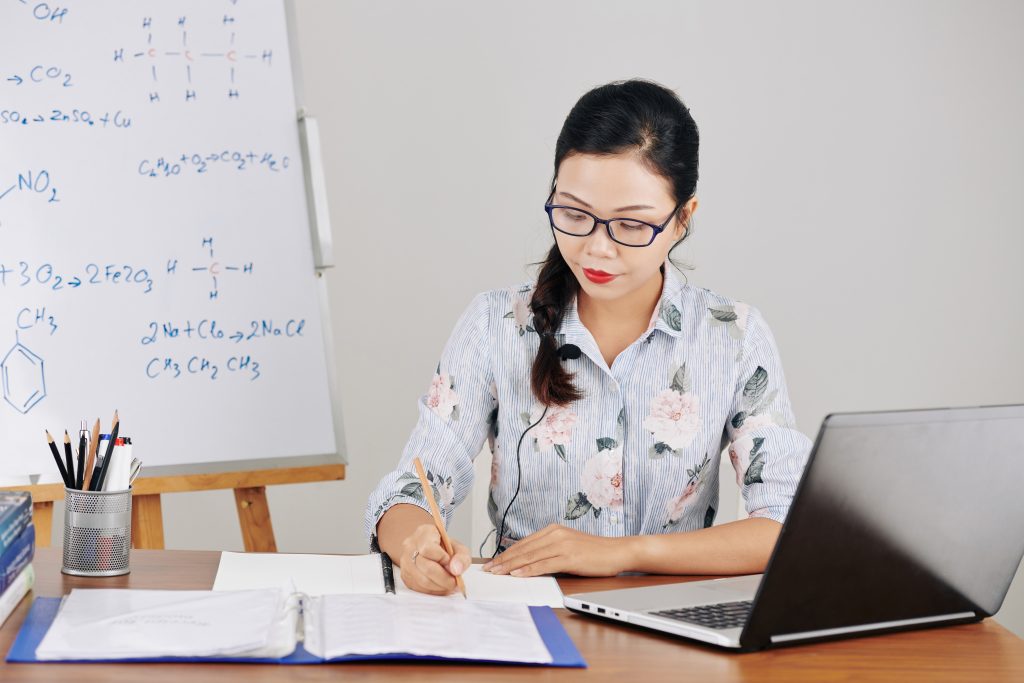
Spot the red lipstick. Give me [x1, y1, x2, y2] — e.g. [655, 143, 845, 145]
[583, 268, 617, 284]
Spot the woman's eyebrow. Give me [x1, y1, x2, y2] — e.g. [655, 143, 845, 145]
[557, 191, 656, 212]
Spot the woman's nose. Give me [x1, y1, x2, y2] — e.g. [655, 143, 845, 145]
[584, 222, 618, 258]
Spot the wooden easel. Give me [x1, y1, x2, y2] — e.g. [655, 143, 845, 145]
[1, 463, 345, 551]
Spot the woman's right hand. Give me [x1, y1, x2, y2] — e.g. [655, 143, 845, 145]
[399, 523, 471, 596]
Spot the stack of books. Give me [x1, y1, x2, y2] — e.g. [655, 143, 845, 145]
[0, 491, 35, 628]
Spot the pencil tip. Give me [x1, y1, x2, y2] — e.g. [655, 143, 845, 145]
[45, 430, 52, 440]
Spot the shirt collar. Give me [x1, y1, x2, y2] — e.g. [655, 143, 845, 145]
[557, 262, 685, 340]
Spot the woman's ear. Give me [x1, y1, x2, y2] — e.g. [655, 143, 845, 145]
[674, 196, 699, 239]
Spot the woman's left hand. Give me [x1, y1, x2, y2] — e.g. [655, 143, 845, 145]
[482, 524, 632, 577]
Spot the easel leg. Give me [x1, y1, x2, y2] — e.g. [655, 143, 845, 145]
[234, 486, 277, 552]
[33, 501, 53, 548]
[132, 493, 165, 549]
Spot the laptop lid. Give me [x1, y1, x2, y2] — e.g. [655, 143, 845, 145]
[741, 404, 1024, 649]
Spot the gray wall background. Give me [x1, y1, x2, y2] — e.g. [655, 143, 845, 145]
[103, 0, 1024, 636]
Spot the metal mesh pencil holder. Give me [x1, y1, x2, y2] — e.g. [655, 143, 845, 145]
[62, 487, 132, 577]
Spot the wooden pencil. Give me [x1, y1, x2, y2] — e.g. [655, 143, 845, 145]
[45, 430, 72, 488]
[62, 431, 75, 489]
[413, 457, 466, 597]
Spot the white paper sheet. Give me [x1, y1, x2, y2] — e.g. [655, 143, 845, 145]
[213, 552, 385, 596]
[396, 564, 565, 607]
[213, 552, 564, 607]
[35, 588, 297, 660]
[308, 593, 552, 664]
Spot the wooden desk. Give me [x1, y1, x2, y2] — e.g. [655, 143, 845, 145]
[1, 548, 1022, 681]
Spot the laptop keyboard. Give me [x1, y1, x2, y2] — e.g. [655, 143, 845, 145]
[650, 600, 753, 630]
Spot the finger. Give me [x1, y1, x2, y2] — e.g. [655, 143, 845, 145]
[449, 540, 471, 576]
[415, 555, 459, 593]
[510, 556, 564, 577]
[489, 540, 559, 575]
[487, 526, 561, 569]
[484, 526, 560, 571]
[417, 541, 451, 567]
[401, 562, 451, 596]
[402, 545, 457, 595]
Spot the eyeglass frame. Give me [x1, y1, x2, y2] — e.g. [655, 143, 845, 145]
[544, 190, 685, 248]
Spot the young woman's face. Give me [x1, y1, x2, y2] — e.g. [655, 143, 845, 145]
[551, 152, 696, 305]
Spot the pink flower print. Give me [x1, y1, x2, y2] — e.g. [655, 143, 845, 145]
[532, 405, 577, 454]
[664, 480, 698, 525]
[728, 413, 773, 485]
[426, 372, 459, 420]
[505, 289, 535, 335]
[581, 449, 623, 510]
[644, 389, 702, 451]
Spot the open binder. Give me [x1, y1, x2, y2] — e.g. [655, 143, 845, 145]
[7, 591, 585, 667]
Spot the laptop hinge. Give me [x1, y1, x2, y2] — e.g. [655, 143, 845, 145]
[769, 611, 977, 644]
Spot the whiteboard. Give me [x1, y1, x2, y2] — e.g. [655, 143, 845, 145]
[0, 0, 341, 479]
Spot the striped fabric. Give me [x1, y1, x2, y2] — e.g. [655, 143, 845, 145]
[365, 264, 812, 550]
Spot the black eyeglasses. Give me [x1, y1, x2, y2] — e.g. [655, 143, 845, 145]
[544, 192, 683, 247]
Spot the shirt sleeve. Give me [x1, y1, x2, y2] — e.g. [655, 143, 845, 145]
[364, 292, 496, 543]
[723, 305, 812, 525]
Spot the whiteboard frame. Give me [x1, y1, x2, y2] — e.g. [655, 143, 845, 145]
[83, 0, 348, 480]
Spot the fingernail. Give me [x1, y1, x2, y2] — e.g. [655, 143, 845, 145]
[450, 560, 462, 575]
[490, 564, 504, 574]
[482, 562, 492, 571]
[510, 569, 523, 577]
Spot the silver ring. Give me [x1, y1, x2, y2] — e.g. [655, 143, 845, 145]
[412, 551, 420, 565]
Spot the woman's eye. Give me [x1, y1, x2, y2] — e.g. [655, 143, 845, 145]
[619, 221, 646, 231]
[565, 211, 587, 221]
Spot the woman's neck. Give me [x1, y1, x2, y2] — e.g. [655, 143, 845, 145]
[577, 269, 664, 339]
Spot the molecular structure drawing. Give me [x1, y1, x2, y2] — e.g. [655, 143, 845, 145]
[1, 332, 46, 414]
[166, 237, 253, 301]
[113, 12, 274, 103]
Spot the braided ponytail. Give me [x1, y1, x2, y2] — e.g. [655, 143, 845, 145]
[529, 245, 582, 407]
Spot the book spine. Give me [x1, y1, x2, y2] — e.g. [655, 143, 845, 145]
[0, 565, 35, 629]
[0, 524, 35, 594]
[0, 500, 32, 557]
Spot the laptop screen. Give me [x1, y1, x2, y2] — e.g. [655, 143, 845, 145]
[743, 405, 1024, 646]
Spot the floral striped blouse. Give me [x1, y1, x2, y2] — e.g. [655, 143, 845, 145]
[365, 264, 812, 550]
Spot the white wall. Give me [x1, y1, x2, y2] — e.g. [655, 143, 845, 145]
[128, 0, 1023, 636]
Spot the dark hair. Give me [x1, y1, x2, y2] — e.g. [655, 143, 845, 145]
[530, 79, 700, 407]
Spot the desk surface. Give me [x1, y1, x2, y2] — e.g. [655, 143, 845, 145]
[1, 547, 1021, 681]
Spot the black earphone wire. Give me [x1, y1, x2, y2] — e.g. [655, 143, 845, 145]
[491, 405, 548, 559]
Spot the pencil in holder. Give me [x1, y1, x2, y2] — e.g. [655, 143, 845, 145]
[62, 487, 132, 577]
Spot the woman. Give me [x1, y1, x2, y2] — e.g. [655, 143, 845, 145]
[366, 79, 812, 595]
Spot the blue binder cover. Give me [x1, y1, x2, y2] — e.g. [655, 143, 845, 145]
[7, 597, 586, 668]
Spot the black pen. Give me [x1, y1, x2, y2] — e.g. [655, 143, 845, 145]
[370, 534, 396, 594]
[76, 420, 87, 490]
[91, 412, 119, 491]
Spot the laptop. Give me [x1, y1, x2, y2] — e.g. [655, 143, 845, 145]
[563, 404, 1024, 650]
